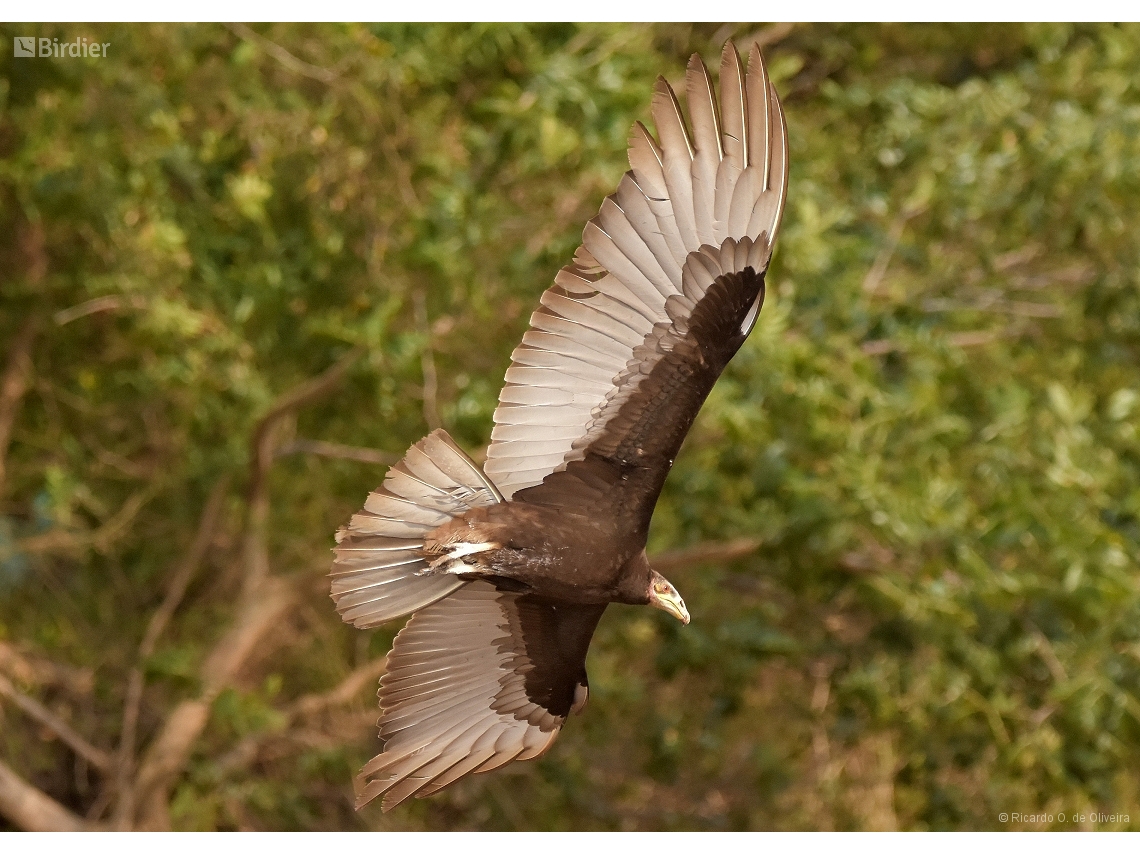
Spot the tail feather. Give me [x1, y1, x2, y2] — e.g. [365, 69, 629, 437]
[331, 429, 501, 629]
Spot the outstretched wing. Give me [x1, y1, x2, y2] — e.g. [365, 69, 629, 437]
[483, 42, 788, 501]
[357, 581, 605, 811]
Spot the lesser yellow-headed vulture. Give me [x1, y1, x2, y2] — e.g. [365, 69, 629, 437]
[331, 40, 788, 810]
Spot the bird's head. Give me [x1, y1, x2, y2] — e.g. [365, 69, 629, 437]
[648, 569, 690, 625]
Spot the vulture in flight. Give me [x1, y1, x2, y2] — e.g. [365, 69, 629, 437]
[331, 40, 788, 811]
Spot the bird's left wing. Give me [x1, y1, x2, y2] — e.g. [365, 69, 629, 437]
[356, 581, 605, 810]
[483, 43, 788, 503]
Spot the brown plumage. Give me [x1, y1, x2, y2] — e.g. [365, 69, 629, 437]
[330, 41, 789, 811]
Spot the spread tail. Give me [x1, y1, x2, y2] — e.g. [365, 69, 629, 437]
[330, 429, 502, 629]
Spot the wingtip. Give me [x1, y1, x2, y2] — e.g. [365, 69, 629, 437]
[650, 74, 677, 108]
[747, 41, 764, 71]
[721, 38, 742, 67]
[748, 40, 785, 113]
[686, 51, 709, 78]
[747, 41, 776, 103]
[354, 769, 410, 813]
[352, 772, 373, 811]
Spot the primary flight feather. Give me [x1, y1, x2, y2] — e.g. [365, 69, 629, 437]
[331, 40, 788, 811]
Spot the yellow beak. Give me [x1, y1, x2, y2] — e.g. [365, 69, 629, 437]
[649, 574, 690, 625]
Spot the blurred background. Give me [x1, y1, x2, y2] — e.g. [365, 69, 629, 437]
[1, 22, 1138, 831]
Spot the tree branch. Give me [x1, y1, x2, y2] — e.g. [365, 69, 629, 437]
[862, 205, 926, 296]
[274, 438, 395, 466]
[112, 476, 230, 828]
[129, 350, 361, 829]
[0, 756, 88, 831]
[216, 657, 387, 775]
[246, 347, 363, 592]
[0, 316, 38, 496]
[53, 295, 147, 326]
[8, 483, 160, 561]
[0, 642, 95, 698]
[721, 21, 798, 50]
[288, 657, 387, 719]
[861, 325, 1024, 356]
[132, 578, 295, 829]
[651, 537, 761, 574]
[224, 23, 338, 84]
[413, 291, 441, 432]
[0, 674, 112, 773]
[922, 296, 1062, 318]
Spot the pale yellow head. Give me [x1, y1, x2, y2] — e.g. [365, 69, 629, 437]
[648, 570, 690, 625]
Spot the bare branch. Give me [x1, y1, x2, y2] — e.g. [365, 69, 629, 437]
[0, 316, 38, 496]
[0, 642, 95, 698]
[839, 543, 896, 574]
[378, 126, 422, 210]
[861, 326, 1024, 356]
[246, 347, 363, 593]
[129, 352, 360, 829]
[1027, 625, 1069, 685]
[274, 438, 395, 466]
[0, 674, 112, 772]
[91, 485, 160, 553]
[863, 205, 926, 296]
[992, 243, 1044, 272]
[414, 291, 441, 431]
[945, 330, 1005, 348]
[216, 657, 387, 775]
[724, 22, 798, 50]
[0, 756, 89, 831]
[225, 23, 337, 84]
[142, 478, 232, 670]
[8, 483, 160, 561]
[652, 537, 761, 574]
[133, 576, 295, 830]
[289, 657, 388, 719]
[112, 476, 230, 828]
[53, 295, 147, 326]
[204, 578, 296, 694]
[922, 296, 1062, 318]
[1009, 262, 1095, 291]
[248, 348, 364, 506]
[859, 339, 898, 356]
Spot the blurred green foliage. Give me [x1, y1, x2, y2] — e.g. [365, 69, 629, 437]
[1, 22, 1138, 830]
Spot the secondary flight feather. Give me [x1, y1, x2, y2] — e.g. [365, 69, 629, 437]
[330, 40, 788, 811]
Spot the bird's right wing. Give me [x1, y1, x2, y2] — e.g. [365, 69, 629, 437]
[483, 42, 788, 500]
[357, 581, 606, 811]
